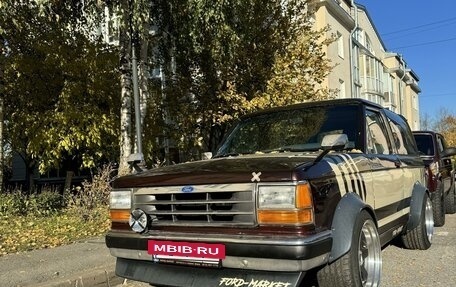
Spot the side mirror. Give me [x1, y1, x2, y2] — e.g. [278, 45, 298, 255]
[442, 147, 456, 158]
[321, 134, 349, 151]
[311, 134, 349, 166]
[202, 152, 213, 160]
[128, 153, 145, 172]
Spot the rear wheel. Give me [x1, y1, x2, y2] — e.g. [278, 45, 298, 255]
[445, 182, 456, 214]
[401, 194, 433, 250]
[432, 182, 445, 227]
[317, 211, 381, 287]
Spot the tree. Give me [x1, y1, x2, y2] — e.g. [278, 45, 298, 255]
[147, 0, 334, 162]
[420, 112, 433, 131]
[0, 1, 120, 191]
[433, 108, 456, 146]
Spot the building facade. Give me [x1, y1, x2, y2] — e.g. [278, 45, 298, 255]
[313, 0, 421, 130]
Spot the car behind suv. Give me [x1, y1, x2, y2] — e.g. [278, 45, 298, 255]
[413, 131, 456, 226]
[107, 99, 432, 287]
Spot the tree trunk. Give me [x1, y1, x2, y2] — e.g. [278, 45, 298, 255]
[118, 2, 133, 176]
[63, 170, 74, 198]
[0, 99, 3, 192]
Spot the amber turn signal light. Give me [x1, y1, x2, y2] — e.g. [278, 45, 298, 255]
[110, 209, 130, 222]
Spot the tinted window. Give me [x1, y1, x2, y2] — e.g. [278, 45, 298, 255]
[436, 134, 447, 153]
[384, 110, 418, 155]
[414, 134, 434, 156]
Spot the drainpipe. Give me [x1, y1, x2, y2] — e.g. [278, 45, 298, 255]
[398, 54, 406, 115]
[349, 0, 358, 98]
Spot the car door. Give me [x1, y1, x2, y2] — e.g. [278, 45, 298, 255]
[384, 110, 424, 216]
[365, 108, 405, 233]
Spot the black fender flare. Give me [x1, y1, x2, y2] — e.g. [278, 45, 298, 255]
[328, 192, 376, 263]
[405, 182, 429, 231]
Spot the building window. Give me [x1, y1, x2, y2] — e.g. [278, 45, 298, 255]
[339, 79, 346, 98]
[337, 32, 344, 59]
[353, 45, 360, 85]
[365, 35, 373, 54]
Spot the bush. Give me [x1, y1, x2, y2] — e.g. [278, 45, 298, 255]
[0, 164, 116, 255]
[0, 190, 63, 217]
[67, 163, 114, 221]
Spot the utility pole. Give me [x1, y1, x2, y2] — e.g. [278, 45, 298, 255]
[132, 37, 142, 155]
[130, 0, 142, 156]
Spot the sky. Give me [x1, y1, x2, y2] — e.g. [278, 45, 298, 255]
[359, 0, 456, 121]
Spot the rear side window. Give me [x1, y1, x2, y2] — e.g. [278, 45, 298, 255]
[414, 134, 434, 156]
[384, 110, 419, 155]
[436, 134, 447, 153]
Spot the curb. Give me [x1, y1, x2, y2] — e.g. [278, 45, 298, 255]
[32, 266, 124, 287]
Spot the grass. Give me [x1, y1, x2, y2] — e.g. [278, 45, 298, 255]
[0, 165, 114, 256]
[0, 205, 111, 256]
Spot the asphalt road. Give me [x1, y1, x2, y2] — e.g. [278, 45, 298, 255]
[1, 214, 455, 287]
[381, 213, 456, 287]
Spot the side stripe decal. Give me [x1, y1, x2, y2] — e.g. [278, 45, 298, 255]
[327, 154, 367, 200]
[326, 158, 347, 195]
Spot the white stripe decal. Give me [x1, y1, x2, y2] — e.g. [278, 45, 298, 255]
[341, 154, 366, 199]
[337, 154, 359, 196]
[326, 158, 347, 195]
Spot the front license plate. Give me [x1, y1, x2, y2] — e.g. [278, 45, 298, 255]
[148, 240, 225, 267]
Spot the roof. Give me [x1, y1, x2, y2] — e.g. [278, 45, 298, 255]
[241, 98, 383, 119]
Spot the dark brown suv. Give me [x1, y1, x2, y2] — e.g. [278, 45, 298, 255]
[107, 99, 432, 287]
[413, 131, 456, 226]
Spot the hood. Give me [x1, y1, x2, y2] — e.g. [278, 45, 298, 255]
[113, 153, 317, 188]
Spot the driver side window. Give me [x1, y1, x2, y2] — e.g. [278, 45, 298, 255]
[366, 110, 390, 155]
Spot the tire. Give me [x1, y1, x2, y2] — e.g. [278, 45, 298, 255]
[432, 182, 445, 227]
[401, 194, 433, 250]
[317, 211, 381, 287]
[445, 182, 456, 214]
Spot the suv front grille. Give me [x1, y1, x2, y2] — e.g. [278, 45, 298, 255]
[134, 183, 256, 227]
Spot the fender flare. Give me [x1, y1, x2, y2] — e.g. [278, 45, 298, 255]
[405, 182, 429, 231]
[328, 192, 376, 263]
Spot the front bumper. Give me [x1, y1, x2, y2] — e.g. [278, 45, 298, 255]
[116, 257, 306, 287]
[106, 230, 332, 272]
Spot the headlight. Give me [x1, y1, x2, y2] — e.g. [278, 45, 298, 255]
[110, 190, 132, 209]
[257, 183, 314, 226]
[258, 186, 295, 209]
[109, 189, 132, 222]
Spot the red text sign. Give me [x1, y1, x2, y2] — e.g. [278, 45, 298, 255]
[148, 240, 226, 259]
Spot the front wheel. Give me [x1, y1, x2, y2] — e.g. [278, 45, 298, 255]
[317, 211, 382, 287]
[401, 194, 433, 250]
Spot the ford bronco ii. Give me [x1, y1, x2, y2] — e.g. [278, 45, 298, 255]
[106, 98, 433, 287]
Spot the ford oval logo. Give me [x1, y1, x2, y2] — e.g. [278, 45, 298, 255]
[181, 186, 194, 193]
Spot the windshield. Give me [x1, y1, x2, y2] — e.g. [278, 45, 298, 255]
[216, 104, 361, 157]
[414, 134, 434, 156]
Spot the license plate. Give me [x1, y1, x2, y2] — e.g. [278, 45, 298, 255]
[148, 240, 225, 266]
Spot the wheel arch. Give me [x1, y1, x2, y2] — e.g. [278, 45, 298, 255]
[328, 192, 376, 263]
[405, 182, 429, 232]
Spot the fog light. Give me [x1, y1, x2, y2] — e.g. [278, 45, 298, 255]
[129, 209, 148, 233]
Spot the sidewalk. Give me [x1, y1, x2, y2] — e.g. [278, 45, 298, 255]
[0, 237, 124, 287]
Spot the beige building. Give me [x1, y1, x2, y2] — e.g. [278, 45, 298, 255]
[312, 0, 421, 130]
